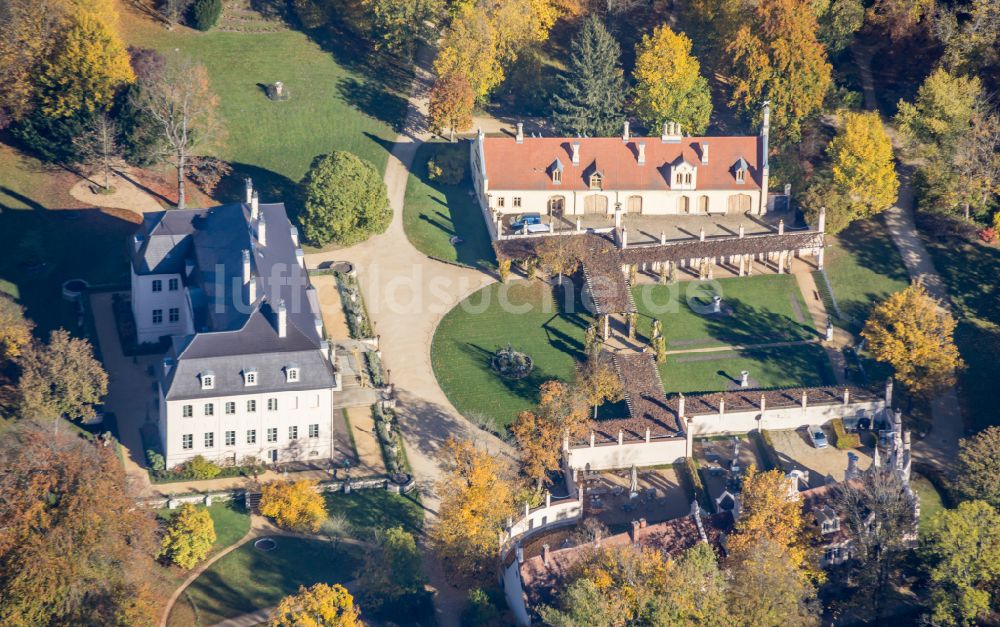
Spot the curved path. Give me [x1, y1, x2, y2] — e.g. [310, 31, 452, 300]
[305, 48, 514, 624]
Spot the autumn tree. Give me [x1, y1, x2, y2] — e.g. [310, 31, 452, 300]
[836, 466, 917, 620]
[953, 426, 1000, 509]
[575, 355, 623, 418]
[16, 329, 108, 422]
[512, 409, 563, 490]
[726, 0, 832, 142]
[430, 437, 515, 581]
[358, 526, 425, 611]
[0, 295, 33, 362]
[36, 0, 134, 120]
[812, 0, 865, 54]
[0, 423, 158, 625]
[133, 53, 222, 209]
[270, 583, 362, 627]
[552, 16, 625, 137]
[920, 500, 1000, 626]
[537, 379, 590, 438]
[862, 283, 962, 399]
[829, 111, 898, 216]
[259, 479, 327, 533]
[159, 503, 216, 569]
[895, 68, 981, 159]
[299, 151, 391, 246]
[434, 6, 502, 100]
[935, 0, 1000, 74]
[365, 0, 444, 58]
[642, 543, 730, 626]
[867, 0, 935, 42]
[536, 235, 584, 285]
[74, 111, 121, 191]
[0, 0, 67, 127]
[726, 538, 818, 627]
[631, 25, 712, 135]
[428, 73, 475, 141]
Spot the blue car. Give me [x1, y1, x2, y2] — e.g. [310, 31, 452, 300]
[510, 213, 543, 229]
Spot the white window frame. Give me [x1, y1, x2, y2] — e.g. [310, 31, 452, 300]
[182, 405, 193, 418]
[201, 373, 215, 390]
[289, 425, 298, 440]
[286, 367, 300, 383]
[152, 279, 162, 292]
[247, 400, 257, 413]
[204, 403, 214, 416]
[168, 278, 179, 291]
[225, 430, 236, 446]
[169, 308, 180, 323]
[247, 429, 257, 444]
[309, 424, 319, 438]
[267, 398, 278, 411]
[225, 401, 236, 415]
[204, 432, 214, 448]
[244, 370, 258, 386]
[182, 434, 193, 449]
[267, 427, 278, 443]
[152, 309, 163, 325]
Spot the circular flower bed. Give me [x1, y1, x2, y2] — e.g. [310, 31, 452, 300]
[253, 538, 277, 552]
[490, 344, 534, 380]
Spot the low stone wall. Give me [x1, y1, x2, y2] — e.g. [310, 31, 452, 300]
[566, 436, 688, 471]
[687, 400, 886, 436]
[503, 494, 583, 545]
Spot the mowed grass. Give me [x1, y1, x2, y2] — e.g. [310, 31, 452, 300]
[119, 12, 406, 196]
[403, 142, 496, 268]
[660, 344, 835, 394]
[819, 217, 910, 335]
[322, 490, 424, 541]
[911, 473, 946, 526]
[168, 537, 362, 626]
[432, 280, 592, 430]
[632, 274, 817, 349]
[156, 501, 252, 552]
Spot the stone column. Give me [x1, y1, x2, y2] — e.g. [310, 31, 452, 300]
[817, 246, 825, 270]
[602, 314, 610, 340]
[777, 250, 787, 274]
[747, 255, 754, 276]
[707, 258, 715, 280]
[738, 254, 746, 277]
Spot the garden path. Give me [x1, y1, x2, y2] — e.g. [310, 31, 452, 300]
[304, 46, 513, 626]
[851, 45, 962, 471]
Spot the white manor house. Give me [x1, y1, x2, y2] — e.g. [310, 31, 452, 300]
[472, 109, 772, 221]
[129, 181, 342, 468]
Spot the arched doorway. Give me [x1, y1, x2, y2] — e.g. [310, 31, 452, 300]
[699, 195, 710, 213]
[677, 196, 690, 214]
[548, 196, 565, 217]
[627, 195, 643, 214]
[584, 194, 609, 214]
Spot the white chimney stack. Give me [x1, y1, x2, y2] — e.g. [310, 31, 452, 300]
[290, 226, 299, 246]
[701, 142, 709, 164]
[245, 178, 253, 204]
[258, 213, 267, 246]
[277, 299, 287, 338]
[622, 121, 630, 142]
[248, 275, 256, 305]
[515, 122, 524, 143]
[251, 190, 259, 219]
[637, 142, 646, 165]
[242, 249, 251, 285]
[818, 206, 826, 233]
[571, 142, 580, 165]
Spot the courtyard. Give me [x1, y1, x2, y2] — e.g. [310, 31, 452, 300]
[580, 467, 691, 526]
[767, 427, 875, 488]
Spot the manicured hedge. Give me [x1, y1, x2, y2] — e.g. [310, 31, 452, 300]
[191, 0, 222, 31]
[832, 418, 861, 449]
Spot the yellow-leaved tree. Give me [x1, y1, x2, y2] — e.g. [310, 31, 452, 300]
[269, 583, 362, 627]
[575, 356, 624, 419]
[430, 437, 515, 581]
[158, 504, 216, 569]
[728, 465, 816, 580]
[259, 479, 327, 533]
[828, 111, 899, 218]
[631, 25, 713, 135]
[0, 295, 34, 362]
[862, 283, 963, 399]
[512, 409, 563, 491]
[37, 0, 134, 119]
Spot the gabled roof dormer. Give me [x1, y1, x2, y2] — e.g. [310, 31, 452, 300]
[670, 156, 697, 190]
[550, 158, 564, 185]
[200, 371, 215, 390]
[733, 157, 750, 184]
[586, 160, 604, 190]
[285, 363, 300, 383]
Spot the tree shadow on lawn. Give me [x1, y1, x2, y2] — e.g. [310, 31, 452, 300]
[832, 217, 911, 325]
[337, 77, 413, 135]
[458, 342, 560, 408]
[323, 490, 424, 539]
[216, 162, 300, 218]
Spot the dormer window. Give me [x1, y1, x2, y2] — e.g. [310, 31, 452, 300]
[552, 169, 561, 184]
[684, 173, 692, 185]
[589, 173, 603, 190]
[733, 157, 749, 185]
[243, 369, 258, 386]
[736, 169, 745, 183]
[200, 372, 215, 390]
[551, 158, 564, 184]
[286, 365, 300, 383]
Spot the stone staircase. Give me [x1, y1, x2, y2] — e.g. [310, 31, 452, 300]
[245, 490, 262, 514]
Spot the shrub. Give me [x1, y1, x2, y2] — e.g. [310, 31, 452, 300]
[146, 449, 165, 472]
[299, 151, 390, 247]
[831, 418, 861, 449]
[462, 587, 504, 626]
[190, 0, 222, 31]
[978, 227, 997, 244]
[259, 479, 327, 532]
[187, 156, 232, 195]
[751, 430, 782, 471]
[680, 457, 710, 511]
[186, 455, 222, 479]
[427, 146, 467, 185]
[158, 503, 216, 569]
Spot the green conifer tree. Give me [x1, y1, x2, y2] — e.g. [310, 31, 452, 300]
[552, 16, 625, 137]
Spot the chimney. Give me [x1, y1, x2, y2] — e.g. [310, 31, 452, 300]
[701, 142, 709, 164]
[885, 378, 894, 407]
[290, 226, 299, 246]
[760, 394, 767, 414]
[542, 543, 550, 566]
[699, 227, 705, 242]
[639, 518, 647, 528]
[248, 274, 257, 305]
[516, 545, 524, 564]
[258, 214, 267, 246]
[818, 206, 826, 233]
[843, 388, 850, 405]
[662, 122, 670, 142]
[630, 520, 640, 543]
[738, 223, 745, 238]
[276, 299, 287, 338]
[245, 178, 253, 204]
[801, 391, 808, 410]
[778, 219, 785, 235]
[516, 122, 524, 144]
[571, 142, 580, 165]
[637, 142, 646, 165]
[678, 393, 685, 418]
[623, 121, 630, 142]
[295, 249, 305, 269]
[761, 100, 771, 136]
[162, 357, 174, 376]
[621, 227, 628, 249]
[251, 191, 259, 219]
[314, 316, 323, 338]
[846, 452, 859, 480]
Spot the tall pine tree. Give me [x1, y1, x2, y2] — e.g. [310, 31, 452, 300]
[552, 16, 624, 137]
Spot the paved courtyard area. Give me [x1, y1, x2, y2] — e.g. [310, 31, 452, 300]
[768, 427, 874, 488]
[342, 406, 387, 476]
[580, 467, 690, 526]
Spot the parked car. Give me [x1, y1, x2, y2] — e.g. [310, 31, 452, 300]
[511, 213, 548, 232]
[808, 425, 828, 449]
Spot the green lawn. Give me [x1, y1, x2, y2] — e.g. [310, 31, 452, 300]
[168, 537, 362, 626]
[819, 218, 910, 335]
[157, 501, 252, 553]
[431, 280, 591, 430]
[120, 15, 406, 204]
[322, 490, 424, 541]
[632, 274, 818, 349]
[660, 344, 836, 394]
[403, 142, 496, 268]
[911, 473, 946, 526]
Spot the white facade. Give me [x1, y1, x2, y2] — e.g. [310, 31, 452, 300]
[132, 268, 194, 344]
[480, 187, 762, 219]
[160, 386, 335, 467]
